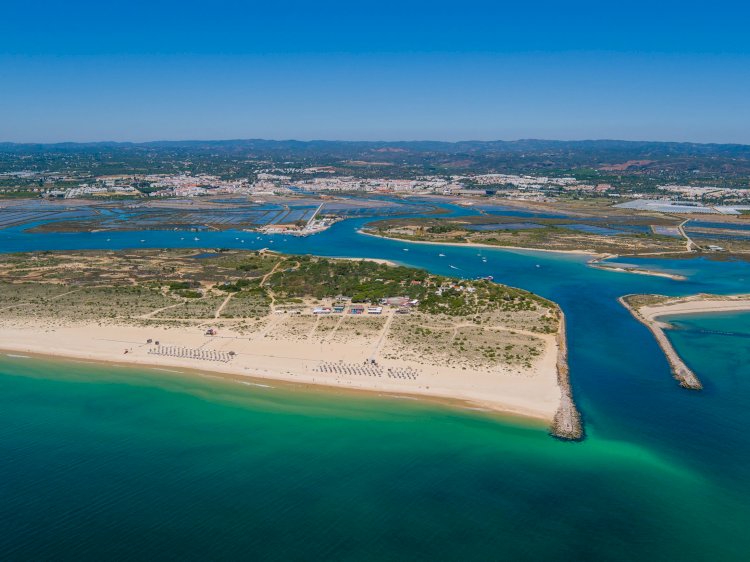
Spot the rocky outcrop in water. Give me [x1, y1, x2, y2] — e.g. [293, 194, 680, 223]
[550, 310, 584, 440]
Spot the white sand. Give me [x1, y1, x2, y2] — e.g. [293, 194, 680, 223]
[358, 230, 595, 256]
[588, 263, 687, 280]
[639, 295, 750, 323]
[0, 315, 562, 422]
[336, 257, 398, 266]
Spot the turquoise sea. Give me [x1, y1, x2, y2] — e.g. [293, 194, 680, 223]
[2, 201, 750, 560]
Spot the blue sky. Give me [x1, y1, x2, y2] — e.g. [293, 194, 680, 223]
[2, 0, 749, 143]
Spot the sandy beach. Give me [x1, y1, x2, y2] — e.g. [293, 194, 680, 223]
[0, 248, 571, 430]
[361, 230, 695, 283]
[358, 229, 595, 256]
[639, 295, 750, 322]
[588, 262, 687, 280]
[336, 256, 399, 266]
[0, 315, 562, 423]
[620, 293, 750, 390]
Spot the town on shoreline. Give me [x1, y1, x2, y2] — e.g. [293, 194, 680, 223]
[3, 139, 750, 260]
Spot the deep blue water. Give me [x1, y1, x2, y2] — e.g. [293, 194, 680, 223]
[2, 201, 750, 559]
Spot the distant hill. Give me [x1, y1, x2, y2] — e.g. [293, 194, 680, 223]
[2, 138, 750, 156]
[2, 138, 750, 177]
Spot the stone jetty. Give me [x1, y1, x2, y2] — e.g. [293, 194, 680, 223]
[618, 296, 703, 390]
[550, 309, 584, 440]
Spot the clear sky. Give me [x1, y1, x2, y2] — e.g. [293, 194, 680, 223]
[2, 0, 749, 144]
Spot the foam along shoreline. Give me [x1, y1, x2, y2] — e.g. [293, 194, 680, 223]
[0, 317, 564, 429]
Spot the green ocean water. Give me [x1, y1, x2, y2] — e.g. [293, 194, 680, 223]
[0, 352, 748, 561]
[3, 206, 750, 559]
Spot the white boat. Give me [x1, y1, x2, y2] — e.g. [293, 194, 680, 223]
[194, 237, 199, 241]
[449, 265, 459, 270]
[403, 248, 409, 252]
[438, 253, 445, 257]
